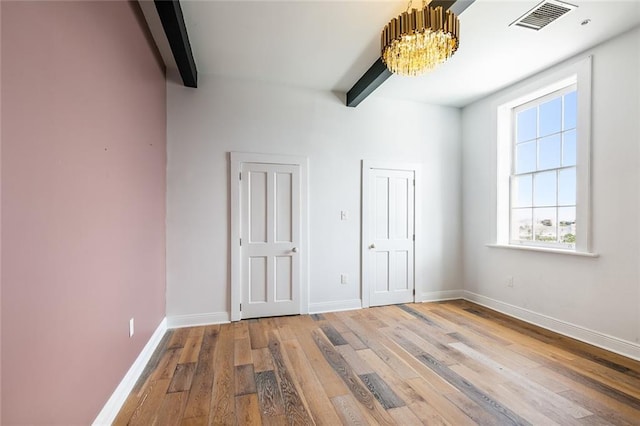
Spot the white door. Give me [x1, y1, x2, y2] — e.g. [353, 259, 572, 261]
[363, 164, 416, 307]
[239, 162, 301, 319]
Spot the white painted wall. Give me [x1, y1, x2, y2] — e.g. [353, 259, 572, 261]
[462, 28, 640, 350]
[167, 76, 461, 318]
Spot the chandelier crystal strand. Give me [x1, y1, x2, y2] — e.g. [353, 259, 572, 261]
[381, 6, 459, 76]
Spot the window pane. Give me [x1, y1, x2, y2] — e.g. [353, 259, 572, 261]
[539, 97, 561, 137]
[562, 129, 576, 166]
[511, 208, 532, 241]
[558, 206, 576, 245]
[516, 141, 536, 174]
[564, 91, 577, 130]
[512, 174, 532, 207]
[534, 207, 557, 242]
[558, 167, 576, 205]
[534, 171, 557, 206]
[517, 107, 537, 142]
[538, 134, 561, 170]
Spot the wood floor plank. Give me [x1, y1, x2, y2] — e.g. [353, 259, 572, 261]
[235, 363, 257, 396]
[289, 319, 351, 398]
[127, 378, 172, 426]
[152, 390, 188, 425]
[152, 347, 182, 381]
[180, 417, 206, 426]
[405, 377, 477, 426]
[358, 372, 405, 409]
[255, 370, 285, 418]
[273, 317, 297, 341]
[559, 389, 640, 426]
[357, 348, 452, 426]
[209, 324, 236, 425]
[397, 304, 444, 329]
[340, 331, 368, 350]
[389, 329, 532, 426]
[449, 363, 563, 425]
[115, 301, 640, 426]
[253, 347, 275, 373]
[387, 406, 423, 425]
[319, 323, 348, 346]
[178, 327, 205, 365]
[335, 344, 374, 376]
[233, 320, 250, 340]
[182, 325, 219, 421]
[168, 327, 191, 349]
[321, 312, 350, 332]
[168, 362, 196, 393]
[249, 319, 269, 349]
[335, 311, 424, 382]
[330, 394, 375, 426]
[267, 331, 315, 424]
[235, 336, 253, 366]
[312, 329, 395, 426]
[538, 364, 640, 424]
[449, 341, 592, 420]
[282, 338, 343, 425]
[235, 393, 262, 425]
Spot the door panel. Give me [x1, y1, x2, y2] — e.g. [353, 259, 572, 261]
[275, 256, 292, 301]
[366, 167, 415, 307]
[249, 257, 267, 303]
[275, 173, 292, 242]
[395, 250, 409, 290]
[375, 251, 389, 292]
[241, 162, 300, 318]
[249, 171, 268, 243]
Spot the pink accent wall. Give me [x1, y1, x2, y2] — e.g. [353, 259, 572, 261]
[0, 1, 3, 422]
[1, 1, 166, 424]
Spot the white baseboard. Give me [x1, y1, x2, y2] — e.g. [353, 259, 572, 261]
[167, 311, 230, 328]
[93, 317, 168, 425]
[463, 291, 640, 362]
[418, 290, 464, 302]
[309, 299, 362, 314]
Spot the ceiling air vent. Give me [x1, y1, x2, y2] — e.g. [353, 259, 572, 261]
[510, 0, 578, 31]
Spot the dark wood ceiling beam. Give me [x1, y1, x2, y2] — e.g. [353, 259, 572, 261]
[346, 0, 476, 107]
[154, 0, 198, 88]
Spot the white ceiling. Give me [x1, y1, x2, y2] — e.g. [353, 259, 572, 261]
[180, 0, 640, 107]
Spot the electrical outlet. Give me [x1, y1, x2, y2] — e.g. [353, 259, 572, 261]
[340, 274, 348, 284]
[129, 318, 135, 337]
[507, 276, 514, 288]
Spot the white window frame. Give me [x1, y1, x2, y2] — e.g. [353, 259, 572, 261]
[496, 56, 593, 254]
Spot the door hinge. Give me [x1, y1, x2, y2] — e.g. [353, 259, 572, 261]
[240, 303, 242, 311]
[413, 179, 415, 186]
[413, 234, 415, 241]
[413, 289, 415, 296]
[240, 238, 242, 246]
[239, 172, 242, 180]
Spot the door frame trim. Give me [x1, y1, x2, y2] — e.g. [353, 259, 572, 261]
[230, 152, 309, 321]
[361, 160, 422, 308]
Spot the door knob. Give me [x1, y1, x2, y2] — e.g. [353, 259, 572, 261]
[369, 243, 376, 249]
[291, 247, 298, 253]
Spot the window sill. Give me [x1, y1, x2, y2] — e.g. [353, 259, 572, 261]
[486, 244, 599, 258]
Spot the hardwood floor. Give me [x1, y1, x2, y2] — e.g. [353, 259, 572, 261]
[114, 301, 640, 425]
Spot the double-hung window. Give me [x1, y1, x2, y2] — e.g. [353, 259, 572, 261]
[496, 56, 592, 254]
[511, 85, 577, 248]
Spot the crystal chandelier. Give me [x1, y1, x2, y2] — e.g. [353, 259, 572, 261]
[381, 1, 460, 76]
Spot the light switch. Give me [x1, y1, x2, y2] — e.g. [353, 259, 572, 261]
[340, 210, 348, 221]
